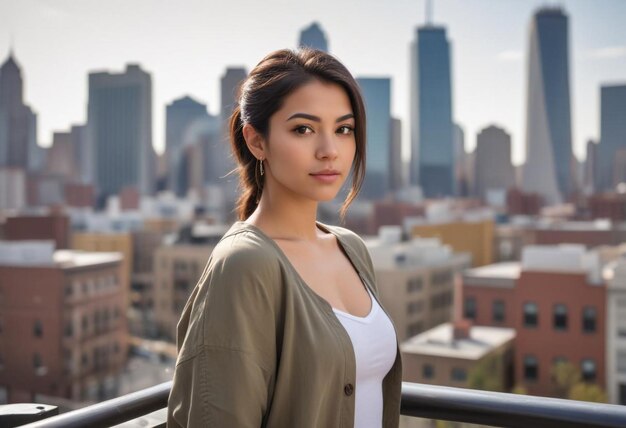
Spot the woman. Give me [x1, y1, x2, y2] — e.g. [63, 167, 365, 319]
[167, 48, 403, 428]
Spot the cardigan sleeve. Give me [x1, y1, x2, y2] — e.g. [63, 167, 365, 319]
[167, 236, 280, 428]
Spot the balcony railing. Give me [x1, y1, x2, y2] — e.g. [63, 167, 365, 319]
[8, 381, 626, 428]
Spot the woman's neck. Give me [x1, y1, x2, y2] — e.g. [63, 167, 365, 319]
[245, 191, 322, 242]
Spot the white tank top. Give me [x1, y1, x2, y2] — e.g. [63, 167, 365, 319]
[332, 286, 398, 428]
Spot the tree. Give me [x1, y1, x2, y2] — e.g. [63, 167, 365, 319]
[551, 361, 607, 403]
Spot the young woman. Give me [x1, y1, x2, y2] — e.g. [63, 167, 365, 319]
[167, 48, 403, 428]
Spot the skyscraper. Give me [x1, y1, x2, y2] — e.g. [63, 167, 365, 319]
[0, 51, 35, 169]
[357, 77, 391, 199]
[474, 125, 516, 201]
[166, 96, 210, 196]
[410, 24, 454, 197]
[298, 22, 329, 52]
[596, 84, 626, 192]
[87, 64, 154, 206]
[390, 118, 403, 192]
[522, 7, 573, 204]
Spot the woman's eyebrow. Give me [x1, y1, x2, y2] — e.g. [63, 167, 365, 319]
[286, 113, 355, 122]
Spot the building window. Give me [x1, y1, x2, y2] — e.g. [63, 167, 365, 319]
[65, 322, 73, 337]
[82, 315, 89, 334]
[464, 297, 476, 320]
[581, 359, 596, 382]
[407, 277, 423, 293]
[34, 320, 43, 338]
[492, 300, 505, 323]
[451, 368, 467, 382]
[618, 351, 626, 374]
[553, 304, 568, 331]
[523, 302, 538, 327]
[423, 364, 434, 379]
[524, 355, 538, 381]
[582, 307, 596, 333]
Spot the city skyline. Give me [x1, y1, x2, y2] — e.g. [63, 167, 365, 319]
[1, 0, 626, 165]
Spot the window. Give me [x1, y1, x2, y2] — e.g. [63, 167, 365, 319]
[582, 307, 596, 333]
[464, 297, 476, 320]
[492, 300, 505, 323]
[524, 355, 538, 381]
[451, 368, 467, 382]
[64, 321, 73, 337]
[407, 277, 423, 293]
[523, 302, 538, 327]
[553, 304, 568, 331]
[618, 351, 626, 374]
[581, 359, 596, 382]
[82, 315, 89, 334]
[34, 320, 43, 338]
[422, 364, 434, 379]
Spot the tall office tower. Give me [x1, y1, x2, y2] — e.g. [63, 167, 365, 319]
[298, 22, 329, 52]
[390, 117, 403, 192]
[357, 78, 392, 199]
[410, 24, 454, 197]
[217, 67, 247, 209]
[26, 107, 44, 172]
[584, 139, 597, 194]
[220, 67, 247, 126]
[46, 131, 78, 180]
[453, 124, 470, 197]
[165, 96, 209, 196]
[474, 125, 516, 201]
[87, 64, 154, 206]
[596, 84, 626, 192]
[0, 51, 35, 169]
[70, 124, 89, 183]
[522, 7, 573, 204]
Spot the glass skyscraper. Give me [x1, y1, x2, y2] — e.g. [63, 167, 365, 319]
[410, 25, 454, 197]
[596, 84, 626, 191]
[298, 22, 329, 53]
[87, 64, 154, 206]
[522, 7, 573, 204]
[357, 77, 391, 199]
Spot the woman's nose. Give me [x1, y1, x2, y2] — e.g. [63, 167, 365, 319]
[316, 133, 339, 160]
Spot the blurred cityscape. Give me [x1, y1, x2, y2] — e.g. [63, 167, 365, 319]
[1, 2, 625, 426]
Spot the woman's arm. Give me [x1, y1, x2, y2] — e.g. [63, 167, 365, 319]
[167, 240, 280, 427]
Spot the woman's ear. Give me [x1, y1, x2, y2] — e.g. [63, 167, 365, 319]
[242, 124, 266, 159]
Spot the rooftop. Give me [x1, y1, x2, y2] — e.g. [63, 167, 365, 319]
[401, 323, 515, 360]
[0, 240, 122, 268]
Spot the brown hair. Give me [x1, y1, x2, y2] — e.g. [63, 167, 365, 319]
[229, 48, 366, 221]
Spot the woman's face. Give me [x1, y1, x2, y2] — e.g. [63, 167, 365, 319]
[261, 79, 357, 203]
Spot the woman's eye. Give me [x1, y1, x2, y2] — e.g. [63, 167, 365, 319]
[337, 125, 354, 135]
[294, 125, 313, 135]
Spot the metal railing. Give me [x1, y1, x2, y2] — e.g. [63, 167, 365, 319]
[13, 381, 626, 428]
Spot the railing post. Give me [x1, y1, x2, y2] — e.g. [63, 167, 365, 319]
[0, 403, 59, 427]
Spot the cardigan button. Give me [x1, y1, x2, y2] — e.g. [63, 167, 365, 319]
[344, 383, 354, 396]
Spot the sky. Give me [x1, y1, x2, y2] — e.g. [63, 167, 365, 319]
[1, 0, 625, 166]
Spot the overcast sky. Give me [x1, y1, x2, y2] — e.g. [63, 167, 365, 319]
[2, 0, 625, 165]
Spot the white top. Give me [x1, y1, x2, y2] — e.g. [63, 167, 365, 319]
[332, 286, 398, 428]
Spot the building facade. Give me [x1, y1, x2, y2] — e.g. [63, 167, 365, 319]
[410, 25, 454, 197]
[87, 64, 154, 206]
[462, 245, 606, 397]
[0, 242, 127, 403]
[366, 227, 471, 342]
[596, 85, 626, 192]
[298, 22, 329, 52]
[474, 125, 516, 201]
[357, 77, 392, 199]
[522, 7, 573, 204]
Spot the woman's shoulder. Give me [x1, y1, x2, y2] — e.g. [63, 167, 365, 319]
[210, 222, 282, 275]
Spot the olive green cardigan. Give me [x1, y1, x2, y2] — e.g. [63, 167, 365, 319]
[167, 221, 403, 427]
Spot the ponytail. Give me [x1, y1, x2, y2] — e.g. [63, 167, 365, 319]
[229, 106, 263, 220]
